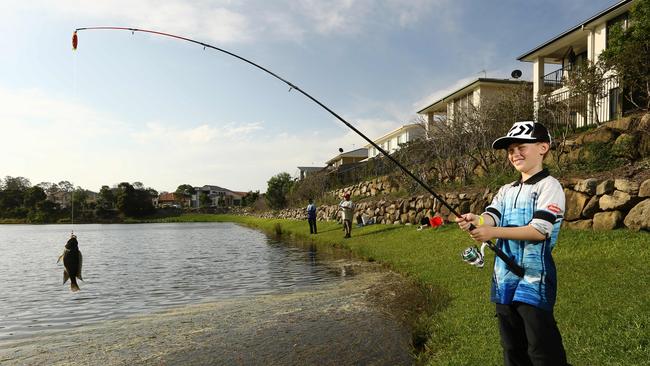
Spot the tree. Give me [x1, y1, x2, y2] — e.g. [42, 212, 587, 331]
[600, 0, 650, 111]
[199, 192, 211, 208]
[564, 59, 610, 124]
[265, 172, 294, 209]
[116, 182, 137, 216]
[175, 184, 196, 207]
[23, 186, 47, 209]
[97, 185, 116, 209]
[241, 190, 260, 207]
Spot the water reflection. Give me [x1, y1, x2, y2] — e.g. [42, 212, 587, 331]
[0, 223, 342, 340]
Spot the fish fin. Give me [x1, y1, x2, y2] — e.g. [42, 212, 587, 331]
[63, 270, 70, 285]
[57, 254, 63, 264]
[78, 252, 83, 281]
[70, 277, 80, 292]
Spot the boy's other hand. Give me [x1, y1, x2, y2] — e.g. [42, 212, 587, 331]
[456, 213, 477, 231]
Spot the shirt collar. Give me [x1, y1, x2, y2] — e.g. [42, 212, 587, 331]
[512, 168, 549, 186]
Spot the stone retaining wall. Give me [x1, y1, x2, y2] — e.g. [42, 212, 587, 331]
[260, 177, 650, 232]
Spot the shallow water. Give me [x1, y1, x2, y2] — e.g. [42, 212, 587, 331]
[0, 222, 343, 340]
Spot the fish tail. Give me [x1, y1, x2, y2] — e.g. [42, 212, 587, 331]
[70, 277, 80, 292]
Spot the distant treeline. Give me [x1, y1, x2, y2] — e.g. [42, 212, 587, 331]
[0, 176, 158, 223]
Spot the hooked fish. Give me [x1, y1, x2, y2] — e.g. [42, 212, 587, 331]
[57, 235, 83, 292]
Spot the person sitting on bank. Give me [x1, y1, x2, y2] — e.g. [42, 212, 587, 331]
[417, 210, 444, 230]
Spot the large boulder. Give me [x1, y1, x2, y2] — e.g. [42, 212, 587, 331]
[575, 127, 618, 144]
[564, 189, 590, 221]
[574, 178, 598, 195]
[581, 196, 600, 219]
[614, 179, 639, 194]
[623, 199, 650, 231]
[599, 190, 637, 211]
[563, 219, 593, 230]
[639, 179, 650, 198]
[593, 211, 623, 230]
[612, 133, 639, 160]
[604, 116, 636, 131]
[596, 179, 615, 196]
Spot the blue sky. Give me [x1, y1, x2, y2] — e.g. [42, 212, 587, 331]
[1, 0, 617, 193]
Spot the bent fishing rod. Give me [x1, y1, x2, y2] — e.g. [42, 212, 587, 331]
[72, 27, 524, 277]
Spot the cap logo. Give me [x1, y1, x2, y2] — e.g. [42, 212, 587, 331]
[507, 122, 534, 137]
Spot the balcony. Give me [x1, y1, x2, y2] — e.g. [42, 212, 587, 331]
[542, 68, 567, 92]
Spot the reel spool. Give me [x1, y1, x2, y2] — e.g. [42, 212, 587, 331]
[462, 242, 488, 268]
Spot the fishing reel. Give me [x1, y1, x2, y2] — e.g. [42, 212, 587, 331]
[461, 242, 488, 268]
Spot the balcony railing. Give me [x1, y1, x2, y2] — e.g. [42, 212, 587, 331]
[542, 68, 566, 92]
[538, 75, 622, 128]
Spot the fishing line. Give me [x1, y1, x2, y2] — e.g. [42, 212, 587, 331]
[72, 27, 524, 277]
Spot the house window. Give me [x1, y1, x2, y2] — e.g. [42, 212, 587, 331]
[609, 87, 620, 121]
[607, 12, 629, 48]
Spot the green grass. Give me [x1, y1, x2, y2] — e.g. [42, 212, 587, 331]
[142, 214, 649, 365]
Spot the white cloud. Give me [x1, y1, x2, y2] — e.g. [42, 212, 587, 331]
[2, 0, 460, 44]
[0, 85, 382, 192]
[413, 75, 477, 111]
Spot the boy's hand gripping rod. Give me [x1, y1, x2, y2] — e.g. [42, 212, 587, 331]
[72, 27, 525, 277]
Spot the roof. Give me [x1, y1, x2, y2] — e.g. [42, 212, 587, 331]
[325, 148, 368, 165]
[297, 166, 325, 172]
[159, 192, 180, 202]
[195, 185, 228, 191]
[364, 124, 425, 148]
[517, 0, 633, 62]
[418, 78, 531, 114]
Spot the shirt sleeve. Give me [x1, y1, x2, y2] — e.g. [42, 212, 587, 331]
[484, 185, 508, 226]
[530, 178, 565, 237]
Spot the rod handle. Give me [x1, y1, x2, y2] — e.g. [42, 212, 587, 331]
[468, 223, 525, 277]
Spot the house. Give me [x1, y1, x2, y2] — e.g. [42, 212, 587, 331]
[157, 192, 188, 208]
[297, 166, 325, 180]
[418, 78, 532, 129]
[518, 0, 634, 126]
[325, 148, 368, 168]
[365, 124, 426, 159]
[191, 185, 244, 207]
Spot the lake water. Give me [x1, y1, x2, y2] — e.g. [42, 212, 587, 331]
[0, 222, 344, 340]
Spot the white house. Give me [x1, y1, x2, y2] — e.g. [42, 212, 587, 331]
[325, 148, 368, 168]
[191, 185, 244, 207]
[297, 166, 325, 180]
[365, 124, 426, 159]
[418, 78, 532, 129]
[518, 0, 634, 126]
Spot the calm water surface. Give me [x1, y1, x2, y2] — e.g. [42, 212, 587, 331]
[0, 223, 343, 340]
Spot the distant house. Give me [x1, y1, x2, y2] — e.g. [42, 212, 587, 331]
[297, 166, 325, 180]
[325, 148, 368, 168]
[517, 0, 634, 126]
[191, 185, 244, 208]
[418, 78, 532, 129]
[157, 192, 188, 208]
[365, 124, 426, 159]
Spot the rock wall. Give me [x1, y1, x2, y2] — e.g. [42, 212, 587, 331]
[261, 177, 650, 232]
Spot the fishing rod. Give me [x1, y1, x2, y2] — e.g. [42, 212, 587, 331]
[72, 27, 524, 277]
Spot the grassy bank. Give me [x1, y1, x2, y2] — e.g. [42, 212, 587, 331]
[146, 214, 649, 365]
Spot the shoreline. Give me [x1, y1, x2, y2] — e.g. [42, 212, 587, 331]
[0, 265, 418, 365]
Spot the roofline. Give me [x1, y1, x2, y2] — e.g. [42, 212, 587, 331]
[517, 0, 633, 62]
[325, 148, 368, 164]
[417, 78, 531, 114]
[364, 123, 424, 148]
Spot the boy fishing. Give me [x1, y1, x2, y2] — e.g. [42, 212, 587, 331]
[456, 121, 569, 366]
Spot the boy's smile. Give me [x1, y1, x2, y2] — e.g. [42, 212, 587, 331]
[507, 142, 548, 178]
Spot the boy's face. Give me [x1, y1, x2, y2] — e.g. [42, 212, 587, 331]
[506, 142, 548, 173]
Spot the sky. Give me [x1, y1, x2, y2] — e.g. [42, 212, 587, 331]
[0, 0, 618, 193]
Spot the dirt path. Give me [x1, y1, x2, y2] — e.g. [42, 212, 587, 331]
[0, 262, 420, 365]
